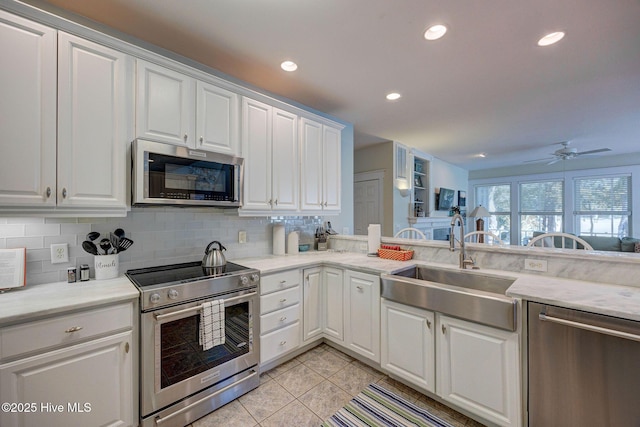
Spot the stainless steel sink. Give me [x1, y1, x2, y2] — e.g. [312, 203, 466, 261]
[381, 266, 518, 331]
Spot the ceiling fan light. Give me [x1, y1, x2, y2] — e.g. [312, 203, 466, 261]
[538, 31, 565, 46]
[424, 24, 447, 41]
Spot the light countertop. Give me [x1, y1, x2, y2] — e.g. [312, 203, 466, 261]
[240, 251, 640, 322]
[0, 277, 139, 326]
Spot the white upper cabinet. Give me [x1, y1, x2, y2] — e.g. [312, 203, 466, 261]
[0, 11, 130, 215]
[300, 118, 342, 213]
[136, 60, 239, 155]
[0, 11, 57, 207]
[196, 80, 239, 154]
[57, 32, 131, 210]
[136, 59, 195, 147]
[241, 97, 298, 213]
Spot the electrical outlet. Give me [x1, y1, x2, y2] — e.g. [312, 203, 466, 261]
[238, 231, 247, 244]
[525, 258, 547, 272]
[50, 243, 69, 264]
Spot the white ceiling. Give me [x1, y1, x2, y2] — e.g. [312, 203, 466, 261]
[35, 0, 640, 170]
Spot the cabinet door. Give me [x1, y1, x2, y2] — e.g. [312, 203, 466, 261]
[323, 267, 344, 342]
[323, 125, 341, 212]
[381, 299, 435, 393]
[241, 98, 272, 210]
[0, 331, 133, 427]
[299, 118, 324, 210]
[136, 59, 194, 146]
[196, 81, 239, 154]
[437, 315, 521, 427]
[271, 108, 298, 211]
[57, 32, 131, 209]
[0, 11, 56, 207]
[345, 270, 380, 362]
[303, 268, 323, 341]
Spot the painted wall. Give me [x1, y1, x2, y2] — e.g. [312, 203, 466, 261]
[430, 158, 469, 217]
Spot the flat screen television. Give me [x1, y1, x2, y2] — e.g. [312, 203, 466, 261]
[437, 188, 455, 211]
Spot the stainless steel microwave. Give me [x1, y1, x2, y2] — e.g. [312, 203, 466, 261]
[132, 139, 243, 207]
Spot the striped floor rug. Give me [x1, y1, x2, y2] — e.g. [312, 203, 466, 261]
[322, 383, 454, 427]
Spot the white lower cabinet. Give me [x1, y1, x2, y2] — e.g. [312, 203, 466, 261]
[323, 267, 344, 342]
[436, 314, 521, 427]
[259, 269, 302, 365]
[344, 270, 380, 363]
[0, 303, 135, 427]
[381, 299, 435, 393]
[303, 267, 323, 341]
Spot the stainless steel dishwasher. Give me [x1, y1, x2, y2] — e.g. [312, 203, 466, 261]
[528, 302, 640, 426]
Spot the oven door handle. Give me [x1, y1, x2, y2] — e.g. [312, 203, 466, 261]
[153, 291, 257, 321]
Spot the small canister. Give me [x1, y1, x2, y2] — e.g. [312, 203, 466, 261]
[80, 264, 90, 282]
[67, 267, 77, 283]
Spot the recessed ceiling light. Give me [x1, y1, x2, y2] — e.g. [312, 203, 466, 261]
[386, 92, 401, 101]
[424, 24, 447, 41]
[280, 60, 298, 72]
[478, 153, 487, 158]
[537, 31, 565, 46]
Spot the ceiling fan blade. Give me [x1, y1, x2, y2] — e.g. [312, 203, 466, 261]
[576, 148, 612, 155]
[546, 158, 560, 165]
[523, 157, 555, 164]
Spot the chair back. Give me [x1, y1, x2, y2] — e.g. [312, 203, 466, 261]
[464, 231, 505, 245]
[526, 232, 594, 250]
[394, 227, 427, 239]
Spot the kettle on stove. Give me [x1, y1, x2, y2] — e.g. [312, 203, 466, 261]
[202, 240, 227, 273]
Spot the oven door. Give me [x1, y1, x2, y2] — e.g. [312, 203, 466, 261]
[140, 289, 259, 416]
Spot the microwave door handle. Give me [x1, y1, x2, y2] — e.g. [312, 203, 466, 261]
[154, 291, 257, 321]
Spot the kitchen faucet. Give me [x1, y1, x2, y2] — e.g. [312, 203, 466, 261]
[450, 213, 475, 269]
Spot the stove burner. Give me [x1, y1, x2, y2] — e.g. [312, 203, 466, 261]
[126, 261, 249, 288]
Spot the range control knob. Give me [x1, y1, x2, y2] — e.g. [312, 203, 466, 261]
[251, 273, 259, 283]
[168, 289, 179, 300]
[150, 293, 161, 304]
[240, 275, 249, 286]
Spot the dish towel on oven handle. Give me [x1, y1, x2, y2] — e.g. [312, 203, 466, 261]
[199, 300, 225, 350]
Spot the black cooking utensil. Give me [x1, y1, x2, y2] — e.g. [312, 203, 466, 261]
[99, 238, 112, 255]
[114, 228, 125, 238]
[86, 231, 100, 241]
[82, 240, 99, 255]
[117, 237, 134, 252]
[110, 232, 120, 254]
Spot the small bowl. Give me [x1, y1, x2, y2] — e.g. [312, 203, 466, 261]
[298, 244, 310, 252]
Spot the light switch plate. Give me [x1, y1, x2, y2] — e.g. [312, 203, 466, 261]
[525, 258, 547, 272]
[238, 231, 247, 244]
[51, 243, 69, 264]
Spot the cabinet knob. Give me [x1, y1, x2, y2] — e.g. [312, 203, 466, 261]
[268, 199, 273, 206]
[442, 324, 447, 334]
[279, 298, 287, 303]
[183, 134, 188, 142]
[356, 285, 363, 291]
[125, 342, 130, 354]
[274, 199, 278, 206]
[65, 326, 83, 333]
[279, 316, 287, 322]
[426, 319, 432, 329]
[279, 341, 287, 346]
[61, 188, 67, 198]
[200, 136, 204, 143]
[45, 187, 52, 198]
[279, 280, 287, 285]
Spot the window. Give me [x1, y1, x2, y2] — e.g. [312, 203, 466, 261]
[574, 175, 631, 238]
[475, 184, 511, 244]
[519, 180, 563, 245]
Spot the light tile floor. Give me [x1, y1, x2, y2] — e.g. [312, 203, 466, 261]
[189, 343, 485, 427]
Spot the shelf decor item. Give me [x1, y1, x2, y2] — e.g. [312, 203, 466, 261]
[437, 187, 455, 211]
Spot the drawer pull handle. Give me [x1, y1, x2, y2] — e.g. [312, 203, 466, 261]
[279, 298, 287, 303]
[280, 280, 287, 284]
[125, 342, 130, 354]
[356, 286, 363, 291]
[442, 325, 447, 334]
[426, 319, 432, 329]
[280, 341, 287, 346]
[65, 326, 83, 333]
[280, 316, 287, 321]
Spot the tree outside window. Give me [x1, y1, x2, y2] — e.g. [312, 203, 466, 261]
[519, 180, 563, 245]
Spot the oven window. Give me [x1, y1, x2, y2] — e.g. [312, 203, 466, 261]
[159, 302, 250, 389]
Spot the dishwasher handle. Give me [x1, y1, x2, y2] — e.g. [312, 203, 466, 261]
[539, 312, 640, 343]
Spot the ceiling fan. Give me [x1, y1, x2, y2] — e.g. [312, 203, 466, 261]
[524, 141, 612, 165]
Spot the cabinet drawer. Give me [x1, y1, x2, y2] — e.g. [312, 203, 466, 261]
[260, 286, 299, 315]
[260, 321, 300, 364]
[0, 302, 133, 360]
[260, 303, 300, 334]
[261, 270, 300, 295]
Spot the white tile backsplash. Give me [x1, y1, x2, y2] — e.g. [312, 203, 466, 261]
[5, 208, 323, 285]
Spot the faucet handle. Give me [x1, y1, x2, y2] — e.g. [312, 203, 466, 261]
[463, 257, 476, 269]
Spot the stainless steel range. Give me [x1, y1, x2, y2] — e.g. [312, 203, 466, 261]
[126, 261, 260, 427]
